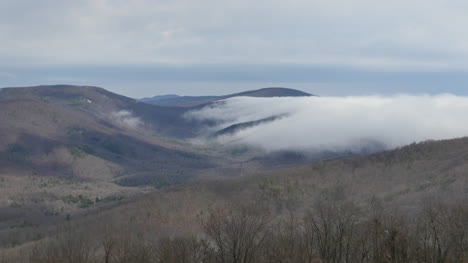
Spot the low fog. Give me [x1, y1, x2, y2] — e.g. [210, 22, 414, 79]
[110, 110, 143, 130]
[186, 94, 468, 153]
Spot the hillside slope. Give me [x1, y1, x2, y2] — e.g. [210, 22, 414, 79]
[0, 85, 200, 138]
[2, 136, 467, 259]
[0, 91, 216, 180]
[1, 85, 317, 236]
[0, 86, 228, 232]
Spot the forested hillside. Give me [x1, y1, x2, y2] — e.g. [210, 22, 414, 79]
[1, 137, 467, 262]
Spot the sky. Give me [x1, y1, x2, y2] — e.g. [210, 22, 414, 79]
[2, 0, 468, 97]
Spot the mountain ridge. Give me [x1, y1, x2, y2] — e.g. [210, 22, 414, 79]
[140, 87, 313, 107]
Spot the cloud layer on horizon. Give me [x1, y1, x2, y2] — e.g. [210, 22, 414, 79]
[187, 95, 468, 153]
[3, 1, 468, 97]
[2, 0, 468, 71]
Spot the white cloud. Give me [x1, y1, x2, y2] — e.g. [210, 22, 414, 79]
[109, 110, 142, 129]
[187, 95, 468, 153]
[2, 0, 468, 70]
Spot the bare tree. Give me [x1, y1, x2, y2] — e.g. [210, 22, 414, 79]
[202, 205, 270, 263]
[262, 211, 316, 263]
[0, 253, 10, 263]
[102, 236, 114, 263]
[303, 200, 359, 263]
[28, 225, 97, 263]
[156, 236, 213, 263]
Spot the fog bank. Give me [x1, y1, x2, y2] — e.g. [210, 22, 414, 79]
[186, 95, 468, 153]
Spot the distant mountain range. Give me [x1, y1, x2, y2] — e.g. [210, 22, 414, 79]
[140, 87, 313, 107]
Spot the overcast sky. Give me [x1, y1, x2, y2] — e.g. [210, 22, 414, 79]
[1, 0, 468, 97]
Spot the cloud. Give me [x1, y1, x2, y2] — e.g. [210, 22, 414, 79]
[3, 1, 468, 98]
[2, 0, 468, 70]
[109, 110, 142, 130]
[187, 95, 468, 153]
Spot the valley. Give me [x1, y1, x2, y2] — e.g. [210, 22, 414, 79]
[0, 85, 467, 262]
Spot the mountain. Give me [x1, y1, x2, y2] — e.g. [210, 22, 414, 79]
[140, 87, 313, 107]
[0, 97, 213, 179]
[0, 85, 235, 231]
[139, 94, 179, 102]
[0, 85, 316, 233]
[1, 85, 468, 262]
[224, 87, 312, 98]
[0, 85, 317, 185]
[138, 87, 315, 138]
[0, 85, 202, 138]
[0, 85, 379, 170]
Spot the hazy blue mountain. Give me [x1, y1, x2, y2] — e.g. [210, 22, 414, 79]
[140, 87, 313, 107]
[140, 94, 179, 102]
